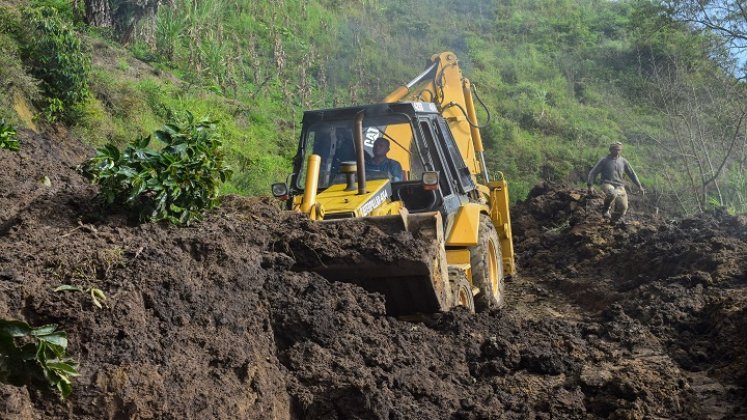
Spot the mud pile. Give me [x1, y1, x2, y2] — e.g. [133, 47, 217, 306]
[513, 182, 747, 415]
[1, 133, 745, 419]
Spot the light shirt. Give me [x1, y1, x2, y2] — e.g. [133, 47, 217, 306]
[366, 158, 403, 182]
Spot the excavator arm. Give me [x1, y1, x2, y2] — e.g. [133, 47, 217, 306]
[383, 52, 491, 184]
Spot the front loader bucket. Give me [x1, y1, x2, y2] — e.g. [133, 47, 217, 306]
[292, 212, 450, 316]
[315, 257, 447, 315]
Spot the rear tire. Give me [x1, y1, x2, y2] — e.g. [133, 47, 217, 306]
[470, 215, 505, 311]
[448, 267, 475, 313]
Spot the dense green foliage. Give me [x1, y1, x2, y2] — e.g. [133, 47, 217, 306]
[78, 113, 232, 224]
[0, 319, 79, 399]
[0, 119, 19, 151]
[20, 6, 91, 122]
[1, 0, 745, 214]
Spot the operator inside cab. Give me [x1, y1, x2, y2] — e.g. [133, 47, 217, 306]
[366, 137, 403, 182]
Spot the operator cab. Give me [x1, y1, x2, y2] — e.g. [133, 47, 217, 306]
[291, 102, 476, 215]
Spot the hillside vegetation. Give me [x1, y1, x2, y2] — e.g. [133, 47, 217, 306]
[2, 2, 747, 417]
[0, 0, 745, 214]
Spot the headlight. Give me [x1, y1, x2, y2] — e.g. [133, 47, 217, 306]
[422, 171, 439, 190]
[271, 182, 289, 198]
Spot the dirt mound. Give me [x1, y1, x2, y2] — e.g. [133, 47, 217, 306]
[513, 182, 747, 416]
[1, 134, 746, 419]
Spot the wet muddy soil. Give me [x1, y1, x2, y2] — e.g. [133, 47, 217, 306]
[1, 132, 745, 419]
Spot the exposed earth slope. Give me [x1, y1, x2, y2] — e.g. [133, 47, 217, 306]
[1, 131, 746, 419]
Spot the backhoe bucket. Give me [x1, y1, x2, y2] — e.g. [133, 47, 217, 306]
[301, 212, 450, 316]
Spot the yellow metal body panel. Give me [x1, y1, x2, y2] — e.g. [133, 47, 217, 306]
[381, 123, 414, 176]
[370, 200, 404, 217]
[311, 179, 393, 218]
[445, 203, 486, 247]
[293, 179, 398, 220]
[488, 179, 515, 276]
[446, 249, 470, 266]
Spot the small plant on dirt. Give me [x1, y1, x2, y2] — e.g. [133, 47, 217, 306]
[542, 220, 570, 234]
[0, 119, 19, 151]
[77, 112, 232, 224]
[98, 246, 124, 277]
[54, 284, 108, 309]
[0, 319, 79, 399]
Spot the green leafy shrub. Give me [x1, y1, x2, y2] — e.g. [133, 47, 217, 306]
[78, 113, 232, 224]
[22, 6, 90, 122]
[29, 0, 81, 22]
[0, 119, 19, 151]
[0, 6, 41, 101]
[0, 319, 79, 399]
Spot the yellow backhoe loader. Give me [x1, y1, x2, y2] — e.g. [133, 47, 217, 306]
[272, 52, 515, 315]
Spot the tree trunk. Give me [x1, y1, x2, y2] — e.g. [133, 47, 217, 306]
[85, 0, 113, 28]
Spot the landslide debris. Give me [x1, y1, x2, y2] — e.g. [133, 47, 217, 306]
[1, 132, 745, 419]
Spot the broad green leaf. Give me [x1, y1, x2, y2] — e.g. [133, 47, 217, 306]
[103, 144, 120, 161]
[154, 130, 171, 144]
[134, 135, 151, 149]
[38, 332, 68, 349]
[46, 361, 80, 376]
[57, 380, 72, 399]
[117, 166, 137, 178]
[0, 320, 31, 337]
[30, 324, 58, 336]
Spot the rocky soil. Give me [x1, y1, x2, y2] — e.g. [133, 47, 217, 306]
[1, 131, 746, 419]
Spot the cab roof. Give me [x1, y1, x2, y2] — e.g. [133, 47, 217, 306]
[301, 102, 440, 124]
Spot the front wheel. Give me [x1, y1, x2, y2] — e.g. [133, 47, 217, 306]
[470, 215, 506, 311]
[448, 267, 475, 313]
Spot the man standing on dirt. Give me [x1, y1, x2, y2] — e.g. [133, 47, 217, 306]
[366, 137, 403, 182]
[587, 141, 645, 223]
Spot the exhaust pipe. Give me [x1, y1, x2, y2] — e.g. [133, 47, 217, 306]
[354, 111, 367, 195]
